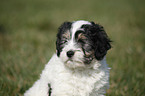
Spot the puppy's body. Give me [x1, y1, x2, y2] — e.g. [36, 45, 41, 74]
[24, 54, 109, 96]
[24, 20, 111, 96]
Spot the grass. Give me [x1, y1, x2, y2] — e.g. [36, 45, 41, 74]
[0, 0, 145, 95]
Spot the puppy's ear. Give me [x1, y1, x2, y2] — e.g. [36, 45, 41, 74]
[83, 22, 111, 60]
[92, 22, 111, 60]
[56, 22, 72, 57]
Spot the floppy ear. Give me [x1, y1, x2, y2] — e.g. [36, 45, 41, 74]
[92, 22, 111, 60]
[56, 22, 72, 56]
[83, 22, 111, 60]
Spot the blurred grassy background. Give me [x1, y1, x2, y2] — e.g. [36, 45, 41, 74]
[0, 0, 145, 95]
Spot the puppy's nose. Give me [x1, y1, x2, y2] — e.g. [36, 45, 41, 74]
[67, 50, 74, 58]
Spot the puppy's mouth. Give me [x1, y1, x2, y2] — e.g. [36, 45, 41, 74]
[64, 58, 86, 69]
[65, 59, 73, 63]
[65, 59, 83, 64]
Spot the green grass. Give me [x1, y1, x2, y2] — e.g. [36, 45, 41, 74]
[0, 0, 145, 95]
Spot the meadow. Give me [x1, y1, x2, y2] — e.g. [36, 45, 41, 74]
[0, 0, 145, 95]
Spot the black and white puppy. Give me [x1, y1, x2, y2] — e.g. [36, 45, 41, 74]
[24, 20, 111, 96]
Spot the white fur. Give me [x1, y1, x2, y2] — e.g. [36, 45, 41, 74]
[24, 20, 110, 96]
[71, 20, 91, 40]
[24, 54, 109, 96]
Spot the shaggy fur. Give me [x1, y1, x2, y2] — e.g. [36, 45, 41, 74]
[24, 20, 111, 96]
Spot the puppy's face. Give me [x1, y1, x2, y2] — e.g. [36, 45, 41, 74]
[56, 20, 111, 69]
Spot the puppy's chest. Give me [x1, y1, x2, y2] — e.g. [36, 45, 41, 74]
[52, 70, 100, 96]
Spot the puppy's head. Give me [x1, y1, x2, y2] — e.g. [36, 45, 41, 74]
[56, 20, 111, 69]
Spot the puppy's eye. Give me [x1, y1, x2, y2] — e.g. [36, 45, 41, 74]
[76, 30, 84, 34]
[61, 40, 67, 44]
[78, 39, 85, 43]
[75, 30, 84, 39]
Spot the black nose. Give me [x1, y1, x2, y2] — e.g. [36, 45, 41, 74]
[67, 50, 74, 58]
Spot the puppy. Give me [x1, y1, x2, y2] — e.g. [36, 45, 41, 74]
[24, 20, 111, 96]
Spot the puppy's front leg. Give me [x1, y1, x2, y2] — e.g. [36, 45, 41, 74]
[24, 78, 50, 96]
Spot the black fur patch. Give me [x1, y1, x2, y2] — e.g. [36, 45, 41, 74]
[48, 83, 52, 96]
[81, 22, 111, 60]
[56, 22, 72, 56]
[74, 30, 94, 64]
